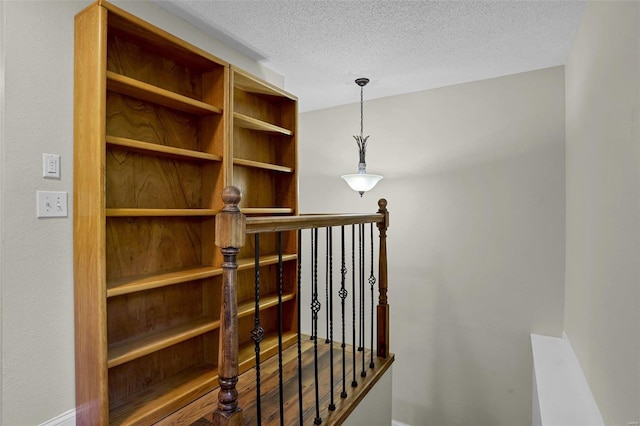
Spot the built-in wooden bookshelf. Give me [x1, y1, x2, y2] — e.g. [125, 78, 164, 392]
[74, 2, 299, 425]
[230, 67, 298, 213]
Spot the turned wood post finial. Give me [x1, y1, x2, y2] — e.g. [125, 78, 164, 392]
[378, 198, 387, 212]
[221, 186, 241, 212]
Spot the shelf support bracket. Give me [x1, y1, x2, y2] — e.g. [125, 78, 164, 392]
[214, 186, 246, 426]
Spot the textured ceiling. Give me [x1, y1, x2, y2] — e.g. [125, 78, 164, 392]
[154, 0, 585, 112]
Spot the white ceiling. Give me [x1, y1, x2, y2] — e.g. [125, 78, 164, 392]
[154, 0, 586, 112]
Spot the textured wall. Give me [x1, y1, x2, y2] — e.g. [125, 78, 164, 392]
[299, 66, 566, 425]
[565, 2, 640, 424]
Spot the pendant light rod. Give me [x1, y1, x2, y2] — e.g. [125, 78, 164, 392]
[355, 78, 369, 139]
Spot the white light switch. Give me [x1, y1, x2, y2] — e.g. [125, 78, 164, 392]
[43, 153, 60, 179]
[37, 191, 68, 218]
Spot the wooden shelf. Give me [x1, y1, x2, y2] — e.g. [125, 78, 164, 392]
[238, 330, 298, 373]
[233, 158, 293, 173]
[106, 255, 296, 298]
[106, 135, 222, 162]
[109, 364, 218, 426]
[238, 292, 296, 319]
[233, 112, 292, 135]
[237, 253, 297, 271]
[107, 266, 223, 298]
[108, 317, 220, 368]
[107, 71, 222, 116]
[233, 70, 296, 99]
[105, 208, 218, 217]
[241, 207, 294, 215]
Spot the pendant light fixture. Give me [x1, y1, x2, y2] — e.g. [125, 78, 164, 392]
[341, 78, 383, 197]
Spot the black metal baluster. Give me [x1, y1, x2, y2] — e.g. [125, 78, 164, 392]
[339, 226, 348, 399]
[369, 223, 376, 369]
[325, 227, 330, 344]
[312, 228, 322, 424]
[360, 223, 366, 378]
[358, 222, 363, 353]
[310, 229, 315, 341]
[252, 234, 264, 425]
[328, 227, 336, 411]
[351, 224, 358, 388]
[278, 232, 284, 426]
[297, 230, 303, 425]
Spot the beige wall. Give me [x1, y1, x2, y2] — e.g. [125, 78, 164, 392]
[0, 1, 282, 424]
[299, 66, 566, 425]
[565, 1, 640, 424]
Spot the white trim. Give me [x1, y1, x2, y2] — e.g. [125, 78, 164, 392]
[392, 421, 411, 426]
[39, 409, 76, 426]
[531, 332, 604, 426]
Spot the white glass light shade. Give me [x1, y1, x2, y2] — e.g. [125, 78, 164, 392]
[341, 173, 383, 196]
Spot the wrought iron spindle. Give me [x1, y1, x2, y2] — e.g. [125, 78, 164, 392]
[296, 229, 303, 425]
[360, 223, 366, 378]
[358, 222, 364, 353]
[339, 225, 348, 399]
[351, 224, 358, 388]
[312, 228, 322, 425]
[369, 223, 376, 369]
[252, 234, 264, 425]
[310, 229, 315, 341]
[277, 232, 284, 426]
[328, 227, 336, 411]
[325, 227, 330, 344]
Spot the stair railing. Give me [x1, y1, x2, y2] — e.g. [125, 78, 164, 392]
[213, 186, 390, 425]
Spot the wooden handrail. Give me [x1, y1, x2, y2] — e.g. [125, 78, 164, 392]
[246, 213, 384, 234]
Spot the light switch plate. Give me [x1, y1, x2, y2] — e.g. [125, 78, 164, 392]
[37, 191, 68, 218]
[43, 153, 60, 179]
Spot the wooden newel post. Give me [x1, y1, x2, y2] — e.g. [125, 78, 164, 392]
[213, 186, 245, 426]
[376, 198, 390, 359]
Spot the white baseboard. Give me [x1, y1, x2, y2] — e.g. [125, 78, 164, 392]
[392, 421, 411, 426]
[39, 409, 75, 426]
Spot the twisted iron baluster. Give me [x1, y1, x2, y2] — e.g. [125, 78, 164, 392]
[312, 228, 322, 424]
[252, 234, 264, 425]
[328, 227, 336, 411]
[369, 223, 376, 369]
[310, 229, 315, 341]
[278, 232, 284, 426]
[339, 225, 348, 398]
[360, 223, 366, 378]
[351, 224, 358, 388]
[297, 229, 303, 425]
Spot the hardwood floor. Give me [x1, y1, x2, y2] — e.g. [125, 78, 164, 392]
[190, 335, 394, 425]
